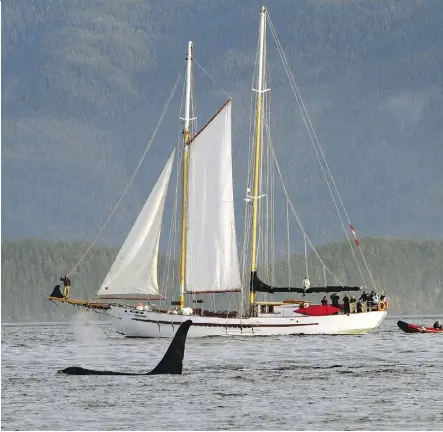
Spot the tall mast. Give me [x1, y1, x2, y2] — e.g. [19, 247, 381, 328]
[249, 6, 267, 309]
[179, 41, 193, 311]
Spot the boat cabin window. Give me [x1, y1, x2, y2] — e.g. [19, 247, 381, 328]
[261, 305, 267, 314]
[268, 305, 274, 314]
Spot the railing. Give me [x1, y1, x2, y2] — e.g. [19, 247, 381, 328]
[348, 300, 388, 314]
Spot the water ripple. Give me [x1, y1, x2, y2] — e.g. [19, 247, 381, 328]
[1, 315, 442, 430]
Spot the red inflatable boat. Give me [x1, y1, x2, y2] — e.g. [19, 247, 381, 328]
[397, 320, 443, 334]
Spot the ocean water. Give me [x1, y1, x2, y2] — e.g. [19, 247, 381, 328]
[1, 314, 442, 431]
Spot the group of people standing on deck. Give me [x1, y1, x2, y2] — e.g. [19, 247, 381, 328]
[302, 277, 387, 314]
[320, 289, 387, 314]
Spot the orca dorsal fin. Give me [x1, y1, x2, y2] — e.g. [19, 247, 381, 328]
[59, 320, 193, 375]
[147, 320, 192, 375]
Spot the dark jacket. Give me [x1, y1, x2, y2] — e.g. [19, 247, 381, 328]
[61, 276, 71, 286]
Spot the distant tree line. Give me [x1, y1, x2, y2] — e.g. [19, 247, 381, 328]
[1, 237, 442, 322]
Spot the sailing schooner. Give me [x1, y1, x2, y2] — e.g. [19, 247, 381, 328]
[49, 6, 388, 337]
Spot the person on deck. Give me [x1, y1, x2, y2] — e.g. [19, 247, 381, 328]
[60, 275, 71, 298]
[367, 291, 374, 310]
[330, 292, 340, 308]
[302, 277, 311, 290]
[350, 295, 357, 313]
[433, 320, 442, 330]
[372, 292, 379, 310]
[359, 290, 368, 302]
[343, 294, 350, 315]
[321, 296, 328, 306]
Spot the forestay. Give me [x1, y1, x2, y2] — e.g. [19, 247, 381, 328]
[186, 100, 241, 293]
[96, 150, 175, 299]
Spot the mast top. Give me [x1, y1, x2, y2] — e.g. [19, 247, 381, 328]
[187, 41, 193, 60]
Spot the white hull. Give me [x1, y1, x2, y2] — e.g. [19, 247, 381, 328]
[109, 305, 387, 338]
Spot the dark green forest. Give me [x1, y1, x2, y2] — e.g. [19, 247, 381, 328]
[1, 238, 442, 322]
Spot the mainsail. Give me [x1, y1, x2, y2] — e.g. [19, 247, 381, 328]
[96, 150, 175, 299]
[186, 100, 241, 293]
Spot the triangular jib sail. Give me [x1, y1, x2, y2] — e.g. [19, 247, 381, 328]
[96, 150, 175, 299]
[186, 100, 242, 293]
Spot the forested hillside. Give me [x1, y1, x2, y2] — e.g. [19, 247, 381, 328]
[2, 238, 442, 322]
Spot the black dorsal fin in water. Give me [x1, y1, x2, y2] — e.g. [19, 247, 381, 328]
[147, 319, 191, 375]
[59, 320, 192, 376]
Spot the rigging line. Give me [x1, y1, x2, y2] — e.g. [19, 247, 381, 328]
[286, 200, 291, 289]
[263, 42, 269, 285]
[165, 143, 182, 300]
[269, 130, 274, 286]
[266, 72, 275, 287]
[267, 15, 351, 225]
[357, 245, 378, 291]
[258, 99, 264, 273]
[162, 77, 186, 294]
[267, 15, 370, 288]
[267, 14, 377, 291]
[262, 109, 266, 279]
[271, 22, 349, 243]
[263, 98, 268, 281]
[227, 291, 235, 318]
[280, 38, 376, 294]
[267, 18, 349, 239]
[67, 71, 183, 277]
[191, 68, 198, 133]
[266, 22, 340, 197]
[163, 145, 180, 296]
[241, 38, 260, 309]
[274, 245, 335, 275]
[241, 30, 262, 310]
[264, 84, 276, 287]
[264, 117, 344, 286]
[240, 182, 253, 309]
[271, 101, 276, 287]
[170, 143, 182, 290]
[304, 234, 309, 279]
[271, 137, 276, 287]
[240, 32, 260, 277]
[186, 67, 198, 307]
[162, 77, 187, 297]
[193, 58, 231, 99]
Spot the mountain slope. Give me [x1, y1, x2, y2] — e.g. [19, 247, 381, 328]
[1, 238, 442, 322]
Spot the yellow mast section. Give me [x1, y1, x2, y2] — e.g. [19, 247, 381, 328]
[179, 41, 193, 311]
[250, 6, 267, 307]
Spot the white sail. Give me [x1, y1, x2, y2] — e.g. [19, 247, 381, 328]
[186, 100, 241, 293]
[96, 150, 175, 299]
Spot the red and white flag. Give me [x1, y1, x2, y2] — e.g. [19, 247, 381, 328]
[350, 224, 360, 246]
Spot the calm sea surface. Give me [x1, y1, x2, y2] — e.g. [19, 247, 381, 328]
[2, 313, 442, 431]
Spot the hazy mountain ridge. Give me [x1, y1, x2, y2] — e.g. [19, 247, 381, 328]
[1, 237, 442, 322]
[2, 0, 443, 246]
